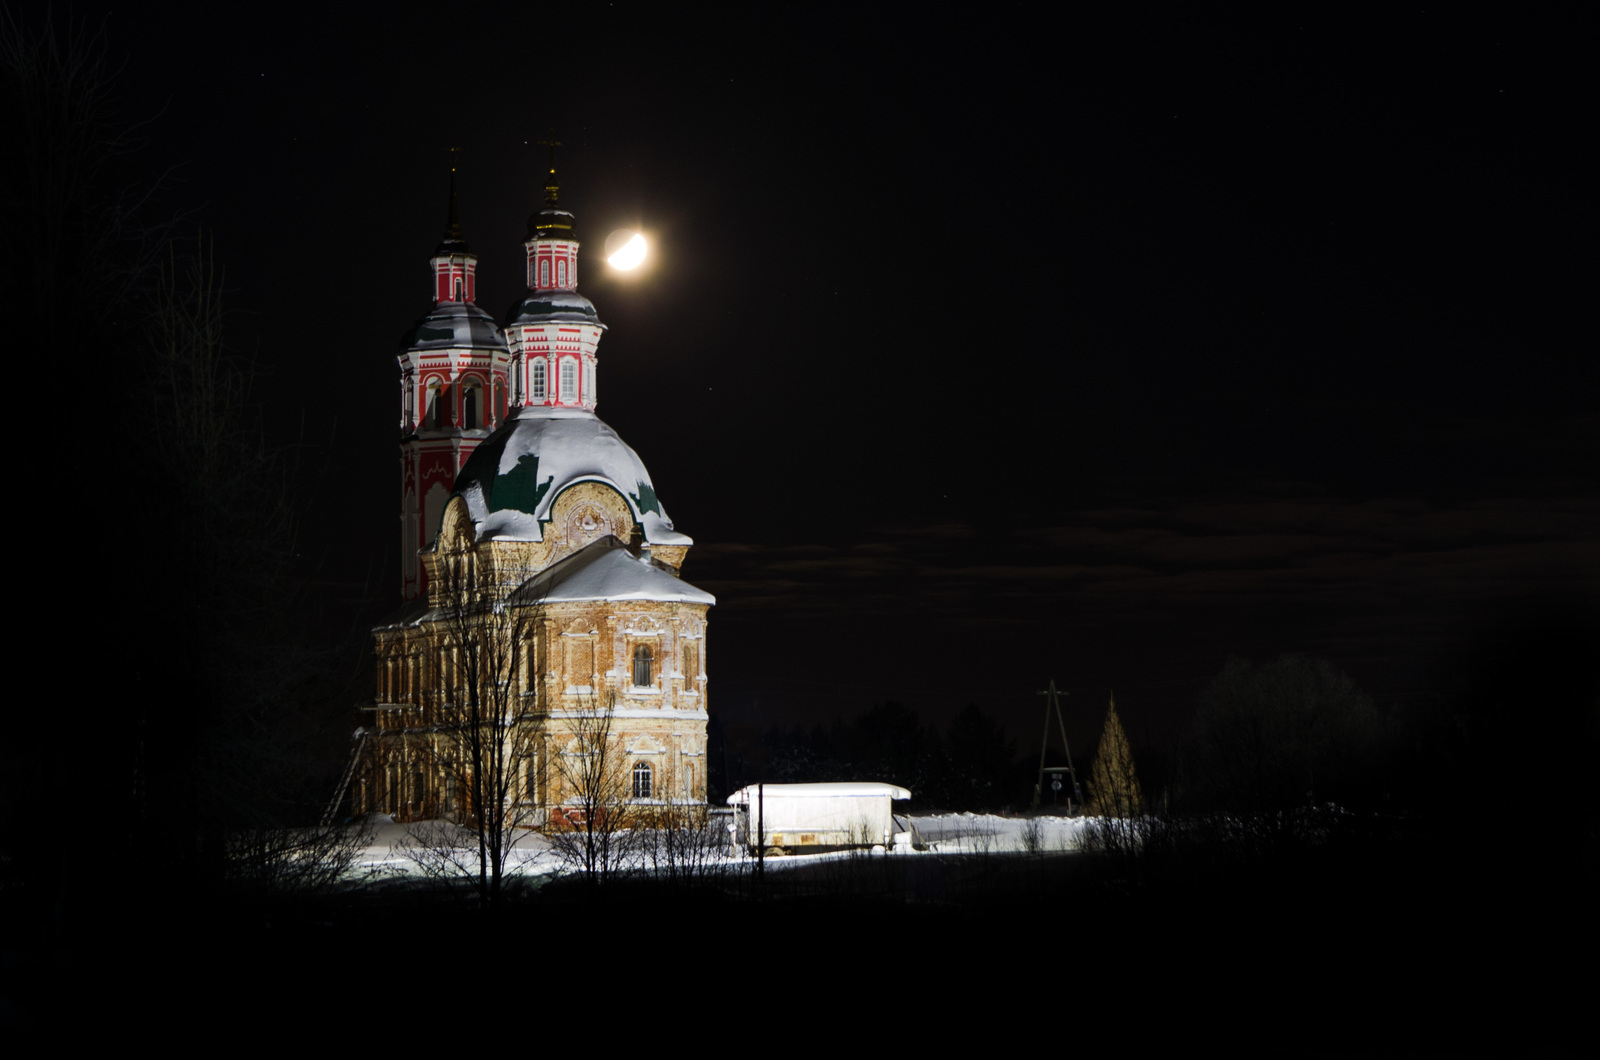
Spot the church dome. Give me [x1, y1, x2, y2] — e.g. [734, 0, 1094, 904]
[504, 288, 604, 327]
[398, 300, 505, 353]
[452, 405, 691, 546]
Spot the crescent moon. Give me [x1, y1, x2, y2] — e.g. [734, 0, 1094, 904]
[607, 232, 647, 270]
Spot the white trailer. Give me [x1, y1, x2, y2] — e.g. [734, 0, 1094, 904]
[726, 782, 912, 852]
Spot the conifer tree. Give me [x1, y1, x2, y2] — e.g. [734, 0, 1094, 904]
[1087, 695, 1143, 818]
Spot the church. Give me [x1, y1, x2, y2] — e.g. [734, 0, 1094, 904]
[354, 158, 713, 827]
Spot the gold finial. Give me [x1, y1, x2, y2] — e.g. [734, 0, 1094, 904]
[537, 133, 563, 206]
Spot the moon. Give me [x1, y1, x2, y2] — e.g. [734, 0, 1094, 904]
[607, 231, 646, 270]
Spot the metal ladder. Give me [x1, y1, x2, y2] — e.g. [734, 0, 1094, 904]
[320, 729, 367, 826]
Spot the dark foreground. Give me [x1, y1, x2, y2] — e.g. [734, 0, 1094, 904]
[3, 824, 1591, 1056]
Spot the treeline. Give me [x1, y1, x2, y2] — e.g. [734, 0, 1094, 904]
[3, 13, 350, 913]
[724, 702, 1023, 812]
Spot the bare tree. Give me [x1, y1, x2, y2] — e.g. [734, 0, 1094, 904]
[223, 817, 376, 896]
[640, 797, 725, 886]
[1186, 655, 1385, 849]
[403, 550, 543, 905]
[545, 694, 639, 886]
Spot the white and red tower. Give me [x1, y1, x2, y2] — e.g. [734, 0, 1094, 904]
[504, 155, 607, 413]
[396, 163, 512, 600]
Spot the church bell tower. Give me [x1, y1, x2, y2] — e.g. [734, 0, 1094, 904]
[396, 158, 512, 600]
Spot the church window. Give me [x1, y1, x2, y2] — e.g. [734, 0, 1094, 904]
[682, 643, 699, 685]
[425, 382, 443, 429]
[540, 260, 550, 287]
[560, 359, 577, 402]
[525, 756, 538, 803]
[584, 360, 595, 404]
[531, 359, 547, 400]
[557, 259, 567, 287]
[453, 277, 463, 301]
[632, 761, 653, 799]
[463, 384, 481, 429]
[632, 644, 653, 687]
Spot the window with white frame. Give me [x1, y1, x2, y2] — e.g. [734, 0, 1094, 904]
[531, 358, 547, 400]
[560, 359, 577, 402]
[557, 259, 567, 287]
[632, 644, 653, 687]
[632, 761, 653, 799]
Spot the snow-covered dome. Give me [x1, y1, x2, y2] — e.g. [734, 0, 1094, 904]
[504, 288, 604, 327]
[452, 405, 690, 545]
[398, 300, 505, 353]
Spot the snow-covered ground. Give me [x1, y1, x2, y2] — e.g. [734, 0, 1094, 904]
[347, 812, 1097, 882]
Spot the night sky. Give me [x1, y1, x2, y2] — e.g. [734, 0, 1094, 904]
[58, 6, 1596, 755]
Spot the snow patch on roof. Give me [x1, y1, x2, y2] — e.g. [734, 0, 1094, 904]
[506, 288, 604, 326]
[510, 536, 714, 605]
[726, 782, 913, 804]
[455, 406, 692, 546]
[399, 301, 507, 353]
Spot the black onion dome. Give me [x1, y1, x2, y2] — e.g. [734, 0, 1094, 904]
[432, 235, 474, 257]
[527, 206, 576, 241]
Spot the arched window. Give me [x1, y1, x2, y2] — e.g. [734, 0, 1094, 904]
[632, 644, 653, 687]
[425, 381, 443, 429]
[584, 360, 595, 405]
[463, 384, 480, 429]
[560, 359, 577, 402]
[557, 259, 567, 287]
[632, 761, 653, 799]
[531, 359, 547, 400]
[540, 260, 550, 287]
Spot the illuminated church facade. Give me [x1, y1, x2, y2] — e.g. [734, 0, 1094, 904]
[356, 161, 712, 824]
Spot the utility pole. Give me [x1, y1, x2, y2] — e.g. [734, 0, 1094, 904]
[1032, 679, 1083, 814]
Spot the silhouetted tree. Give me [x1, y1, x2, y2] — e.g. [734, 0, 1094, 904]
[546, 693, 639, 886]
[402, 552, 543, 905]
[1186, 655, 1386, 843]
[944, 703, 1017, 811]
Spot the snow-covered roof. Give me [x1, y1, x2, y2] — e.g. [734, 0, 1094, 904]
[505, 288, 604, 327]
[398, 300, 507, 353]
[726, 783, 913, 805]
[454, 405, 691, 546]
[508, 536, 714, 605]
